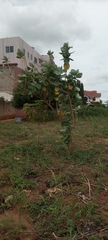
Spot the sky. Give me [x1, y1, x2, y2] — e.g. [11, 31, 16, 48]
[0, 0, 108, 102]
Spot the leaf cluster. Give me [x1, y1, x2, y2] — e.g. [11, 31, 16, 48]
[16, 49, 25, 59]
[24, 100, 48, 122]
[59, 42, 74, 64]
[1, 56, 9, 63]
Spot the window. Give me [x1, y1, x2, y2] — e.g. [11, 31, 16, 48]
[6, 46, 10, 53]
[23, 49, 25, 55]
[27, 52, 29, 58]
[31, 54, 32, 60]
[34, 57, 37, 63]
[6, 46, 14, 53]
[10, 46, 14, 52]
[39, 58, 43, 64]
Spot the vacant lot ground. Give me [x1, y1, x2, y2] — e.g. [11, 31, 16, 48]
[0, 117, 108, 240]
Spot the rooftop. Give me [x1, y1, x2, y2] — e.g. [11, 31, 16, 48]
[84, 90, 101, 98]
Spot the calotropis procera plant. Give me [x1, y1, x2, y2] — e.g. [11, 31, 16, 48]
[16, 43, 82, 151]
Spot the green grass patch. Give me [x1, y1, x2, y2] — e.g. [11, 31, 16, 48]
[0, 117, 108, 239]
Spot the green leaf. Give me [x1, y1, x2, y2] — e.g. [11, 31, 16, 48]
[75, 87, 80, 92]
[2, 56, 9, 63]
[64, 136, 71, 144]
[18, 74, 26, 79]
[60, 128, 67, 133]
[42, 82, 48, 87]
[47, 50, 54, 60]
[77, 72, 82, 78]
[29, 62, 35, 68]
[53, 70, 61, 75]
[69, 58, 74, 61]
[32, 82, 41, 90]
[16, 49, 25, 59]
[58, 93, 64, 98]
[54, 67, 63, 75]
[61, 120, 69, 126]
[70, 69, 76, 74]
[53, 81, 60, 86]
[36, 83, 41, 90]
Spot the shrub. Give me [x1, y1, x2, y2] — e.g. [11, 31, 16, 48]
[91, 101, 105, 107]
[78, 106, 108, 118]
[12, 85, 36, 109]
[24, 101, 58, 122]
[0, 97, 5, 103]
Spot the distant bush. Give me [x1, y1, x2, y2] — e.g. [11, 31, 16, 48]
[0, 97, 5, 103]
[12, 85, 36, 109]
[78, 106, 108, 118]
[24, 101, 58, 122]
[91, 101, 105, 107]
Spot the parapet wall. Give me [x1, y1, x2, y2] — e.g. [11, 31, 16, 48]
[0, 102, 15, 120]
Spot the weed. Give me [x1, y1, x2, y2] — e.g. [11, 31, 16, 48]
[10, 171, 36, 190]
[45, 171, 66, 188]
[27, 195, 77, 238]
[89, 235, 101, 240]
[69, 149, 99, 165]
[75, 204, 98, 220]
[0, 218, 26, 240]
[67, 219, 76, 239]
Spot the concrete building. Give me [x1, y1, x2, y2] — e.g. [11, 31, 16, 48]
[84, 90, 101, 104]
[0, 36, 50, 71]
[0, 37, 51, 119]
[0, 36, 51, 96]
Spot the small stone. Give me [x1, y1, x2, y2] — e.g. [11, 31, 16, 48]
[5, 195, 13, 203]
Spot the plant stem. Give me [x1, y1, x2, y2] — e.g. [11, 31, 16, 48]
[44, 99, 62, 122]
[67, 89, 75, 151]
[67, 90, 75, 128]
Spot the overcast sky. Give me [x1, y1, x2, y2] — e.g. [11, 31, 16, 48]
[0, 0, 108, 101]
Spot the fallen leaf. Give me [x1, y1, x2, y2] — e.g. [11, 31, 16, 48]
[45, 187, 62, 196]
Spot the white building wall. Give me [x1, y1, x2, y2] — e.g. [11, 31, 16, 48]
[0, 37, 50, 71]
[95, 97, 100, 102]
[41, 55, 49, 62]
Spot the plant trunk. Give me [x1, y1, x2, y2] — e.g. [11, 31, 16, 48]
[67, 137, 75, 151]
[67, 139, 73, 151]
[37, 122, 41, 147]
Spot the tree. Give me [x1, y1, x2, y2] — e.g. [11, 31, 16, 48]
[104, 100, 108, 107]
[76, 80, 84, 102]
[12, 84, 36, 109]
[13, 43, 83, 151]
